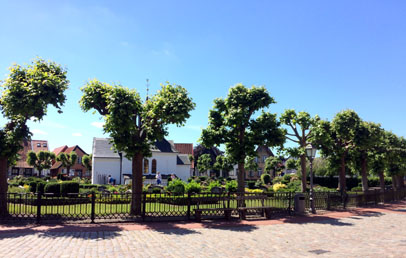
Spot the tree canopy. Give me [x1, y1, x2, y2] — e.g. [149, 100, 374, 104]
[201, 84, 285, 193]
[80, 80, 195, 214]
[280, 109, 319, 192]
[0, 58, 69, 215]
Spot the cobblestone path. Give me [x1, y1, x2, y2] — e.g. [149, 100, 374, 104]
[0, 205, 405, 257]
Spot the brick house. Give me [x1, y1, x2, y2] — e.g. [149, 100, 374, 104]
[8, 140, 49, 177]
[230, 145, 275, 181]
[50, 145, 89, 178]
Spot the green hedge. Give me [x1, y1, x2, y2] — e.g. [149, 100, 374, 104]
[60, 181, 80, 196]
[44, 182, 60, 196]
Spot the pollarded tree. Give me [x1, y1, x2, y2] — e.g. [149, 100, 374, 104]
[385, 132, 406, 190]
[80, 80, 195, 215]
[213, 155, 234, 178]
[197, 154, 212, 176]
[0, 58, 68, 215]
[312, 110, 361, 193]
[280, 109, 319, 192]
[244, 156, 259, 177]
[82, 154, 92, 176]
[57, 151, 77, 177]
[352, 121, 383, 192]
[264, 156, 285, 178]
[201, 84, 285, 194]
[26, 151, 56, 178]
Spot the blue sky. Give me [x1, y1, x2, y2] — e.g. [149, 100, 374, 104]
[0, 0, 405, 154]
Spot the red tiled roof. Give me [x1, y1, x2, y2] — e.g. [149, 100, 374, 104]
[174, 143, 194, 168]
[53, 145, 68, 156]
[174, 143, 193, 155]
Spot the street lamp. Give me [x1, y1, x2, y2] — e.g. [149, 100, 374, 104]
[305, 143, 317, 214]
[118, 152, 123, 185]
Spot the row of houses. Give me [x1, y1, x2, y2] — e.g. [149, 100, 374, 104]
[8, 140, 90, 178]
[8, 137, 295, 184]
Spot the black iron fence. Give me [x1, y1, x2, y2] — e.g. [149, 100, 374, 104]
[1, 188, 405, 223]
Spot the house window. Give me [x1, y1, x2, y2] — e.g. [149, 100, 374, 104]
[258, 168, 262, 177]
[77, 157, 82, 164]
[255, 157, 258, 163]
[37, 143, 41, 147]
[143, 159, 149, 174]
[151, 159, 157, 174]
[75, 170, 83, 177]
[85, 170, 91, 177]
[24, 168, 33, 176]
[43, 143, 47, 147]
[262, 156, 267, 162]
[249, 170, 254, 177]
[12, 168, 19, 176]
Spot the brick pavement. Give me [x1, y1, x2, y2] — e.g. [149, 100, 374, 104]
[0, 202, 405, 258]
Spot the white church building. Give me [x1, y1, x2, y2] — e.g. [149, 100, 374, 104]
[91, 138, 191, 185]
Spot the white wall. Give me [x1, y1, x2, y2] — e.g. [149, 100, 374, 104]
[92, 152, 187, 185]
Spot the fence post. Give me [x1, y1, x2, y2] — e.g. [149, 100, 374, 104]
[36, 193, 41, 224]
[90, 191, 96, 224]
[374, 189, 378, 205]
[187, 192, 191, 220]
[327, 192, 331, 210]
[287, 192, 292, 215]
[142, 192, 147, 221]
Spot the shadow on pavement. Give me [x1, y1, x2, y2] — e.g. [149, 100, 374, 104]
[0, 224, 123, 240]
[201, 221, 258, 232]
[143, 222, 201, 235]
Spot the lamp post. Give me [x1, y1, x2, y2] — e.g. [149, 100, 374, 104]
[118, 152, 123, 185]
[305, 143, 317, 214]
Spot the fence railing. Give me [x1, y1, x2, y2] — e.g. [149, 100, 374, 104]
[1, 187, 405, 223]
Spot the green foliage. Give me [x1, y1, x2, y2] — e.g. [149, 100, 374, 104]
[0, 58, 68, 163]
[166, 179, 186, 196]
[44, 182, 60, 196]
[351, 186, 363, 192]
[27, 178, 45, 193]
[80, 80, 195, 159]
[198, 176, 208, 182]
[264, 156, 284, 174]
[60, 181, 80, 196]
[207, 180, 222, 192]
[36, 182, 46, 193]
[244, 156, 258, 172]
[26, 150, 55, 177]
[247, 181, 256, 189]
[82, 154, 92, 171]
[197, 154, 212, 174]
[56, 151, 78, 174]
[213, 155, 234, 173]
[261, 173, 272, 185]
[225, 180, 238, 192]
[200, 84, 285, 192]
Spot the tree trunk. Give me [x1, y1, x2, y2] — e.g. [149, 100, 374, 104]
[378, 171, 385, 192]
[38, 168, 42, 178]
[66, 166, 70, 178]
[131, 153, 143, 216]
[361, 155, 368, 192]
[392, 176, 398, 190]
[300, 154, 307, 193]
[0, 157, 8, 216]
[339, 153, 347, 194]
[237, 162, 246, 207]
[397, 175, 404, 188]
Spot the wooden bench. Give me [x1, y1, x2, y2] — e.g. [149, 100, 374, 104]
[236, 195, 272, 220]
[194, 195, 234, 222]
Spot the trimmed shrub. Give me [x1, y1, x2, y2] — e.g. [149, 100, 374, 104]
[36, 182, 46, 193]
[247, 181, 256, 189]
[225, 180, 237, 193]
[261, 173, 271, 185]
[186, 180, 202, 194]
[60, 181, 80, 196]
[44, 182, 60, 196]
[29, 181, 38, 193]
[199, 176, 208, 182]
[208, 180, 222, 192]
[166, 179, 186, 196]
[351, 186, 362, 192]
